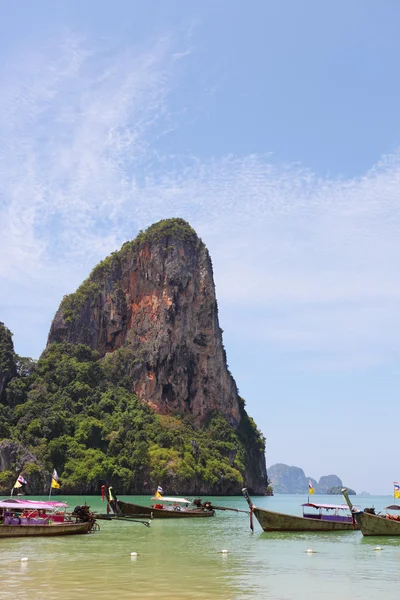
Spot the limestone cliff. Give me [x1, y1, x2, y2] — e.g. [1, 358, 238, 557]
[0, 440, 48, 495]
[47, 219, 267, 493]
[318, 474, 342, 493]
[269, 463, 356, 495]
[0, 323, 17, 405]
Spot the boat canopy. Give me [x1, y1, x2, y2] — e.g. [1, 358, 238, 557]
[302, 503, 350, 510]
[150, 496, 191, 504]
[0, 499, 68, 510]
[386, 505, 400, 511]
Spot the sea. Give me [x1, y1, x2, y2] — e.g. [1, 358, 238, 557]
[1, 493, 399, 600]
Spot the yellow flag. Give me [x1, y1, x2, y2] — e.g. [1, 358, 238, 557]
[394, 482, 400, 498]
[14, 475, 27, 488]
[308, 481, 315, 495]
[51, 478, 61, 489]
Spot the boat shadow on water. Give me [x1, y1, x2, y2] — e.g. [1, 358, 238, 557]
[360, 535, 400, 547]
[256, 530, 358, 543]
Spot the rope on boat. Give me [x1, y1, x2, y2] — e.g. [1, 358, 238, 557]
[209, 505, 249, 515]
[94, 514, 151, 527]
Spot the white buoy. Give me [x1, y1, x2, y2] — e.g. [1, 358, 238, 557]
[130, 552, 138, 556]
[306, 549, 314, 554]
[21, 557, 29, 562]
[375, 546, 382, 551]
[221, 549, 228, 554]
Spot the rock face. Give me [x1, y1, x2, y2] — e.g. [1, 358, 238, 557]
[0, 440, 48, 495]
[268, 464, 312, 494]
[49, 220, 239, 426]
[47, 219, 267, 493]
[318, 474, 342, 493]
[269, 463, 355, 495]
[0, 322, 17, 405]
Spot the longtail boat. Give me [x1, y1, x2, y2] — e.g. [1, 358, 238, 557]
[242, 488, 359, 532]
[103, 486, 215, 519]
[114, 496, 214, 519]
[342, 488, 400, 536]
[0, 499, 98, 538]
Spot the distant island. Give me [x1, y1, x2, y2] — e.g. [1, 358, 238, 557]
[269, 463, 356, 495]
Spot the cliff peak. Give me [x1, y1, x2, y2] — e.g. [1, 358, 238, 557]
[48, 218, 239, 425]
[135, 218, 199, 246]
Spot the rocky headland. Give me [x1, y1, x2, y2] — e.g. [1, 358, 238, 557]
[0, 219, 267, 495]
[269, 463, 356, 495]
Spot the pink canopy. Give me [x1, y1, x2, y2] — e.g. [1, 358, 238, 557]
[0, 498, 68, 510]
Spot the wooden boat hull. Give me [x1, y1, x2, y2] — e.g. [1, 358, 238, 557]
[253, 507, 358, 532]
[0, 521, 92, 538]
[116, 500, 214, 518]
[354, 511, 400, 536]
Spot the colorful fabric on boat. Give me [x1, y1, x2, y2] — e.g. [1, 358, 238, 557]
[14, 475, 27, 488]
[155, 485, 163, 498]
[394, 482, 400, 498]
[308, 481, 314, 495]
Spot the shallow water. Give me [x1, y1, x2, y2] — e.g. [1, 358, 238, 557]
[1, 494, 399, 599]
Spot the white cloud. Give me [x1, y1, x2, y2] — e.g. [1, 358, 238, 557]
[0, 33, 400, 369]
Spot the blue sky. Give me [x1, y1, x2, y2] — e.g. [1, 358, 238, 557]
[1, 1, 400, 494]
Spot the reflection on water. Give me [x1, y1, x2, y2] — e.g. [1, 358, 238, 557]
[1, 495, 400, 599]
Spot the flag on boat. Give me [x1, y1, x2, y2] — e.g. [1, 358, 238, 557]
[51, 469, 61, 489]
[14, 475, 27, 489]
[308, 481, 315, 495]
[155, 485, 163, 499]
[394, 482, 400, 499]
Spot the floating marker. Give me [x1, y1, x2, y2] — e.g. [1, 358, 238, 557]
[306, 549, 315, 554]
[21, 557, 29, 562]
[220, 549, 228, 554]
[375, 546, 382, 551]
[130, 552, 138, 556]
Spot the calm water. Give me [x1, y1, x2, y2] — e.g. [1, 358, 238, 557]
[1, 494, 399, 599]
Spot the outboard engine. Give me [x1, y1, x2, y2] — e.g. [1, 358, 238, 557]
[72, 505, 98, 530]
[364, 507, 376, 515]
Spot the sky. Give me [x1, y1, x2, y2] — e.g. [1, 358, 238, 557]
[1, 0, 400, 494]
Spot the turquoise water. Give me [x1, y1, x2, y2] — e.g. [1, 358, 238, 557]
[1, 494, 399, 599]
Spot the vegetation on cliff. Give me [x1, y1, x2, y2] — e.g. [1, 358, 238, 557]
[134, 218, 199, 247]
[0, 323, 18, 424]
[0, 322, 16, 375]
[326, 486, 356, 495]
[0, 342, 265, 494]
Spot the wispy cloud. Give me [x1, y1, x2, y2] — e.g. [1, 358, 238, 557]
[1, 33, 399, 368]
[0, 33, 177, 276]
[128, 154, 400, 369]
